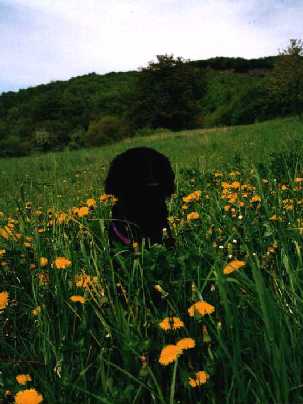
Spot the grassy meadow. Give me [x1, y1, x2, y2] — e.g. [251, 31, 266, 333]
[1, 117, 303, 403]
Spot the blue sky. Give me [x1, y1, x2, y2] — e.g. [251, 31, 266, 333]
[0, 0, 302, 93]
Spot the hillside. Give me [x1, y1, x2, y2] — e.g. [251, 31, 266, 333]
[0, 56, 280, 157]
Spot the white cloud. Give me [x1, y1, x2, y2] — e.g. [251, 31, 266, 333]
[0, 0, 302, 92]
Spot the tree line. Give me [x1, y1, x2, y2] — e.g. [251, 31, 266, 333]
[0, 39, 302, 157]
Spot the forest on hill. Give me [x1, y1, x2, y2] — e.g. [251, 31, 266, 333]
[0, 39, 302, 157]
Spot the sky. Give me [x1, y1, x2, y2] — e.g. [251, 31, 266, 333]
[0, 0, 302, 93]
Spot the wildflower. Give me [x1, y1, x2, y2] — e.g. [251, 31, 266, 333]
[0, 227, 10, 240]
[70, 295, 85, 304]
[0, 249, 5, 256]
[74, 274, 98, 290]
[100, 194, 112, 202]
[224, 259, 246, 275]
[188, 370, 209, 388]
[32, 306, 42, 316]
[213, 171, 223, 177]
[251, 195, 261, 203]
[53, 257, 72, 269]
[187, 212, 200, 221]
[36, 227, 45, 233]
[231, 181, 240, 190]
[183, 191, 201, 203]
[0, 291, 9, 310]
[16, 374, 32, 385]
[71, 207, 80, 216]
[86, 198, 96, 208]
[176, 337, 196, 351]
[56, 212, 68, 224]
[39, 257, 48, 267]
[294, 177, 303, 183]
[132, 241, 139, 251]
[15, 388, 43, 404]
[159, 316, 185, 331]
[159, 344, 182, 366]
[78, 206, 89, 217]
[270, 214, 282, 222]
[37, 272, 49, 286]
[188, 300, 215, 317]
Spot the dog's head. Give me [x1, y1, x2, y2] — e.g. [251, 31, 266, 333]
[105, 147, 175, 201]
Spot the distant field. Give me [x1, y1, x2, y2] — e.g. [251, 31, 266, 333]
[0, 116, 302, 213]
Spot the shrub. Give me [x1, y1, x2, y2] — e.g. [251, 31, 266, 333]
[85, 115, 130, 147]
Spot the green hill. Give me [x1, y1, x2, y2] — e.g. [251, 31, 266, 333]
[0, 56, 281, 157]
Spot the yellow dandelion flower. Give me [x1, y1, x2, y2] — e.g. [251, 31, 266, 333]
[213, 171, 223, 177]
[69, 295, 85, 304]
[39, 257, 48, 267]
[37, 272, 49, 286]
[270, 214, 282, 222]
[53, 257, 72, 269]
[231, 181, 241, 190]
[71, 207, 80, 216]
[251, 195, 261, 203]
[32, 306, 42, 316]
[158, 344, 183, 366]
[16, 374, 32, 385]
[86, 198, 96, 208]
[188, 370, 209, 388]
[56, 212, 68, 224]
[15, 388, 43, 404]
[78, 206, 89, 217]
[187, 212, 200, 221]
[182, 191, 201, 203]
[224, 259, 246, 275]
[176, 337, 196, 351]
[74, 274, 98, 290]
[188, 300, 215, 317]
[0, 291, 9, 310]
[159, 316, 185, 331]
[100, 194, 112, 202]
[0, 227, 10, 240]
[0, 249, 5, 256]
[36, 227, 45, 234]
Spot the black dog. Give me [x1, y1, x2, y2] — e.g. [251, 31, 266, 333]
[105, 147, 175, 247]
